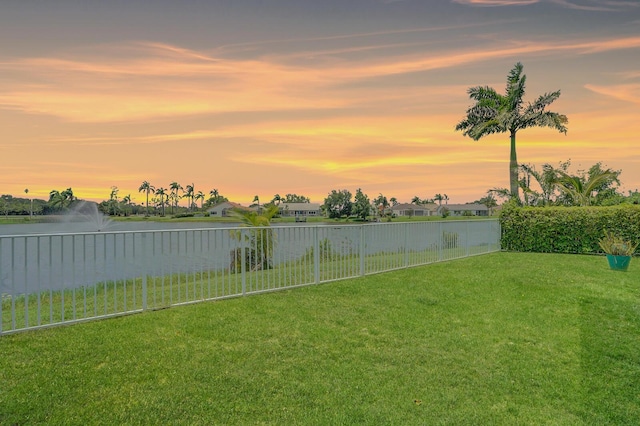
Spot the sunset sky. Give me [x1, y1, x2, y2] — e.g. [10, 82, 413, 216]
[1, 0, 639, 206]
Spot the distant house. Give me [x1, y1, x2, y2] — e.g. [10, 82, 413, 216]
[206, 201, 247, 217]
[437, 203, 489, 217]
[278, 202, 321, 218]
[391, 203, 438, 217]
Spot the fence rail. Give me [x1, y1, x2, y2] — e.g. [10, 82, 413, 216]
[1, 220, 500, 335]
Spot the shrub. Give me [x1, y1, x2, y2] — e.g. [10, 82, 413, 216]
[173, 213, 195, 219]
[500, 204, 640, 254]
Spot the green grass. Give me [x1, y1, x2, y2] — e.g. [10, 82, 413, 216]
[1, 252, 639, 425]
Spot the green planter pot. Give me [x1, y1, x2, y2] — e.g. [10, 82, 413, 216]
[606, 254, 631, 272]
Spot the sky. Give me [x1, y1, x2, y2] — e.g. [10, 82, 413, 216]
[1, 0, 639, 206]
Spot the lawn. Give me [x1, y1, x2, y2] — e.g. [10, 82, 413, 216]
[1, 252, 639, 425]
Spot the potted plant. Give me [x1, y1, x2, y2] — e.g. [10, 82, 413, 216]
[598, 230, 638, 271]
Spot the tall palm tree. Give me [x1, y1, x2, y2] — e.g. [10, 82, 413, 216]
[434, 194, 443, 206]
[443, 194, 449, 205]
[169, 181, 182, 213]
[456, 62, 568, 200]
[155, 187, 167, 216]
[138, 181, 155, 217]
[411, 196, 422, 205]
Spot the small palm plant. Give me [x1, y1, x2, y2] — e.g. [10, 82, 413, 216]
[598, 230, 638, 256]
[229, 204, 279, 272]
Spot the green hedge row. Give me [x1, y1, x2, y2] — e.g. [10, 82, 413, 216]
[500, 204, 640, 255]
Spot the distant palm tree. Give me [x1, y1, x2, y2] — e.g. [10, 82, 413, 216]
[411, 196, 422, 205]
[138, 181, 155, 217]
[443, 194, 449, 205]
[195, 191, 205, 210]
[122, 194, 132, 216]
[169, 181, 182, 213]
[183, 184, 194, 211]
[25, 188, 32, 218]
[108, 186, 120, 215]
[434, 194, 443, 206]
[389, 197, 398, 206]
[61, 188, 75, 208]
[48, 190, 64, 211]
[456, 62, 568, 200]
[374, 193, 389, 218]
[271, 194, 282, 205]
[480, 193, 498, 215]
[155, 187, 167, 216]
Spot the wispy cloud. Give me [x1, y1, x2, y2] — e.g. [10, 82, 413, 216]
[453, 0, 639, 11]
[451, 0, 539, 6]
[0, 34, 639, 123]
[549, 0, 640, 12]
[212, 21, 509, 54]
[584, 83, 640, 104]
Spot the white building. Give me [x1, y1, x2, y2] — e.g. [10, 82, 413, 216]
[437, 203, 489, 216]
[278, 202, 322, 218]
[391, 203, 438, 217]
[206, 201, 247, 217]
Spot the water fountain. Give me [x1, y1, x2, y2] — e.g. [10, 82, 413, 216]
[54, 200, 114, 232]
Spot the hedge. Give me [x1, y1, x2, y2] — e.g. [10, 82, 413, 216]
[499, 204, 640, 255]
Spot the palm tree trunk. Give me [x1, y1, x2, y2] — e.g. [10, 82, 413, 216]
[509, 130, 520, 201]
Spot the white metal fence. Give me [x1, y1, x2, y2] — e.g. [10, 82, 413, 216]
[1, 220, 500, 334]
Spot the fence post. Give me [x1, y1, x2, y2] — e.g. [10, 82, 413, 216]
[438, 222, 443, 261]
[0, 238, 3, 334]
[241, 229, 247, 296]
[359, 225, 365, 276]
[142, 233, 148, 311]
[466, 221, 470, 257]
[404, 223, 409, 268]
[314, 226, 320, 284]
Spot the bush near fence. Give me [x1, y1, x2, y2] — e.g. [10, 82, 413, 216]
[500, 204, 640, 254]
